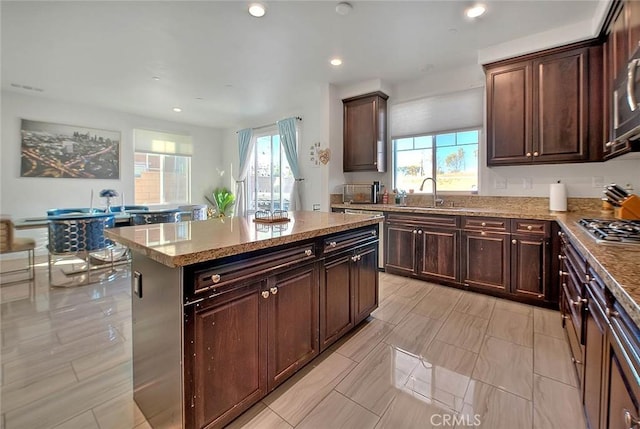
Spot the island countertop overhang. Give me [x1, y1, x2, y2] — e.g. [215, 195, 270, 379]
[105, 211, 382, 268]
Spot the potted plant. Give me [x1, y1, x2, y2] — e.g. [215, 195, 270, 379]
[213, 187, 235, 217]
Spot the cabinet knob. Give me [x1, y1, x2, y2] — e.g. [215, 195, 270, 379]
[329, 241, 337, 248]
[558, 231, 564, 237]
[357, 254, 362, 261]
[533, 151, 539, 157]
[481, 222, 486, 227]
[537, 294, 544, 298]
[526, 152, 532, 157]
[305, 249, 313, 256]
[558, 254, 566, 260]
[373, 161, 377, 165]
[624, 409, 640, 428]
[261, 291, 270, 299]
[270, 287, 278, 295]
[571, 356, 583, 365]
[559, 270, 569, 276]
[606, 308, 619, 318]
[585, 274, 591, 282]
[512, 239, 517, 244]
[605, 141, 614, 148]
[351, 255, 358, 262]
[211, 274, 221, 284]
[413, 230, 418, 234]
[527, 225, 533, 231]
[418, 230, 423, 234]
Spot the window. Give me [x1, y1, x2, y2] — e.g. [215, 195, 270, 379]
[134, 129, 192, 205]
[393, 129, 479, 193]
[247, 131, 294, 212]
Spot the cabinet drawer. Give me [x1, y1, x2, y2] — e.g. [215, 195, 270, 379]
[559, 232, 587, 277]
[564, 293, 585, 385]
[511, 219, 549, 236]
[386, 213, 459, 229]
[562, 277, 584, 344]
[324, 227, 378, 255]
[462, 216, 509, 232]
[190, 242, 316, 300]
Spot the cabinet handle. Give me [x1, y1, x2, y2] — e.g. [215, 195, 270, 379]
[512, 239, 517, 244]
[605, 141, 614, 148]
[558, 255, 566, 260]
[569, 296, 585, 307]
[211, 274, 221, 284]
[261, 291, 270, 299]
[481, 222, 486, 227]
[527, 225, 533, 231]
[559, 270, 569, 276]
[351, 255, 358, 262]
[628, 59, 640, 112]
[526, 152, 532, 157]
[270, 287, 278, 295]
[624, 409, 640, 428]
[304, 249, 313, 256]
[329, 241, 337, 248]
[537, 294, 543, 298]
[606, 308, 620, 318]
[561, 314, 569, 320]
[558, 231, 565, 237]
[533, 151, 539, 157]
[571, 356, 583, 365]
[585, 274, 591, 282]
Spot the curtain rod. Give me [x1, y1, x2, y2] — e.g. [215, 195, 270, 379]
[236, 116, 302, 134]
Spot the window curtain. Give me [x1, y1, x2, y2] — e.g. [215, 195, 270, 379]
[277, 117, 302, 211]
[234, 128, 254, 216]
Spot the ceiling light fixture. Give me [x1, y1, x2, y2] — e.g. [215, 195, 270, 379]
[465, 4, 486, 18]
[248, 3, 266, 17]
[172, 107, 182, 113]
[335, 2, 353, 16]
[152, 76, 160, 81]
[330, 58, 343, 66]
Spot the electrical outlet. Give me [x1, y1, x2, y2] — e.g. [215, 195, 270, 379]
[592, 176, 604, 188]
[494, 178, 507, 189]
[523, 178, 533, 189]
[313, 204, 320, 211]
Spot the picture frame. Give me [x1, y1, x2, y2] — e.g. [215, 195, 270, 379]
[20, 119, 120, 179]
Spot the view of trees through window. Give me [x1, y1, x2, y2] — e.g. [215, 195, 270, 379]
[247, 133, 293, 213]
[393, 129, 479, 193]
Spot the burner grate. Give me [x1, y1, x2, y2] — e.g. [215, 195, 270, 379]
[579, 218, 640, 244]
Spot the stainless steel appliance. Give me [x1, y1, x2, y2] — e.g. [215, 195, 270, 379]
[613, 47, 640, 150]
[343, 184, 378, 204]
[579, 218, 640, 244]
[344, 209, 385, 268]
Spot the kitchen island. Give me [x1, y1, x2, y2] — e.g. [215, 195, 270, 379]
[105, 211, 382, 429]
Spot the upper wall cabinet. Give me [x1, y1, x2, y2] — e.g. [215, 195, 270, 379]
[343, 91, 388, 172]
[485, 41, 604, 166]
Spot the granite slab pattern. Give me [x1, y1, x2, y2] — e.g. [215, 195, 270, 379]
[331, 203, 640, 327]
[105, 211, 382, 268]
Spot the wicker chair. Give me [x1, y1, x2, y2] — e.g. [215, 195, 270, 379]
[0, 217, 35, 284]
[106, 205, 149, 213]
[178, 205, 208, 221]
[47, 213, 116, 286]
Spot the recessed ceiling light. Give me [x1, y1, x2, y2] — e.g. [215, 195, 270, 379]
[172, 107, 182, 113]
[248, 3, 266, 17]
[330, 58, 343, 66]
[335, 2, 353, 15]
[152, 76, 160, 81]
[466, 4, 486, 18]
[195, 97, 204, 100]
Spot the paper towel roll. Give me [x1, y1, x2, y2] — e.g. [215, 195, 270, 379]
[549, 183, 567, 212]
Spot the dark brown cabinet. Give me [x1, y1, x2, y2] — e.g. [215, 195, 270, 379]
[486, 42, 602, 165]
[510, 219, 551, 300]
[320, 253, 354, 350]
[385, 213, 459, 285]
[353, 244, 379, 323]
[583, 281, 607, 429]
[461, 230, 510, 292]
[342, 91, 388, 172]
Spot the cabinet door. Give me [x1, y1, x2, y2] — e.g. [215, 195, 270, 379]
[486, 61, 533, 165]
[320, 253, 354, 350]
[267, 263, 319, 390]
[353, 244, 379, 324]
[510, 234, 547, 300]
[343, 93, 387, 172]
[605, 337, 640, 429]
[583, 287, 606, 429]
[189, 280, 267, 429]
[532, 47, 589, 162]
[385, 223, 417, 275]
[461, 231, 510, 292]
[418, 227, 460, 283]
[629, 0, 640, 58]
[612, 3, 629, 81]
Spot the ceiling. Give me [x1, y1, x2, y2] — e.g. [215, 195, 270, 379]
[2, 1, 603, 129]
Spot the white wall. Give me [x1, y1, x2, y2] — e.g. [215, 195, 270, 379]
[1, 91, 225, 251]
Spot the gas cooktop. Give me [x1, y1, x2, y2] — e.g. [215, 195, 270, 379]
[579, 218, 640, 244]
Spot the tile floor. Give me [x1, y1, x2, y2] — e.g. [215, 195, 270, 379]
[0, 260, 587, 429]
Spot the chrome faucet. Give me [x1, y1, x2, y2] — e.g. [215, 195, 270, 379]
[419, 177, 443, 207]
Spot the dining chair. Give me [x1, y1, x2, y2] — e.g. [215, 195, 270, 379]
[47, 213, 116, 286]
[0, 217, 36, 284]
[178, 205, 208, 221]
[107, 205, 150, 213]
[129, 209, 181, 225]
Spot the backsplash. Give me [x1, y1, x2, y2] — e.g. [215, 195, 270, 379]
[330, 193, 601, 213]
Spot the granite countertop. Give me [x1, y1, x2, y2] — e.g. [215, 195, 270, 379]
[331, 203, 640, 327]
[105, 211, 382, 268]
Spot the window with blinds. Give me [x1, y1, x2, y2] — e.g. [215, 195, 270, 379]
[390, 88, 483, 193]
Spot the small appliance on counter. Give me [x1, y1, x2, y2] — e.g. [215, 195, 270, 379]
[602, 183, 640, 220]
[343, 183, 379, 204]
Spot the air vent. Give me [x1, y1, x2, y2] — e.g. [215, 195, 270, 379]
[10, 83, 44, 92]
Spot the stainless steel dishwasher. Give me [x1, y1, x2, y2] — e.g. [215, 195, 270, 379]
[343, 208, 385, 269]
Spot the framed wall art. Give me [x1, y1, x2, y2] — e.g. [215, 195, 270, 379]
[20, 119, 120, 179]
